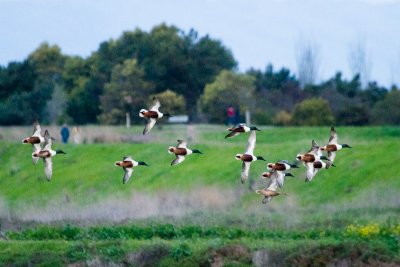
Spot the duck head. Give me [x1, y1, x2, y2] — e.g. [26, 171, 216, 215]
[256, 156, 266, 161]
[192, 149, 203, 154]
[56, 150, 67, 154]
[342, 144, 352, 148]
[138, 161, 149, 166]
[285, 173, 295, 177]
[163, 113, 172, 117]
[250, 126, 260, 131]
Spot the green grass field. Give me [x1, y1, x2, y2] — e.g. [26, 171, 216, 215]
[0, 125, 399, 266]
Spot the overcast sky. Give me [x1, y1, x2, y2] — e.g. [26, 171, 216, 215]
[1, 0, 400, 86]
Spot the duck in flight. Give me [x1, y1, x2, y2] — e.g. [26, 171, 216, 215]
[320, 127, 351, 169]
[115, 156, 149, 184]
[32, 130, 66, 181]
[168, 140, 202, 166]
[139, 97, 171, 135]
[225, 123, 260, 139]
[296, 140, 328, 182]
[22, 120, 45, 165]
[235, 130, 265, 184]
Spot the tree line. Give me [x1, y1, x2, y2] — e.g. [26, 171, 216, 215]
[0, 23, 398, 126]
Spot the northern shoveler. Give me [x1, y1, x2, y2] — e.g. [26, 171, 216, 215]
[320, 127, 352, 168]
[296, 140, 328, 182]
[225, 123, 260, 139]
[32, 130, 66, 181]
[115, 156, 149, 184]
[22, 120, 45, 165]
[235, 130, 265, 184]
[139, 97, 171, 135]
[168, 140, 202, 166]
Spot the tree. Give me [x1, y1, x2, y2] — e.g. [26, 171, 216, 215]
[199, 70, 255, 123]
[292, 98, 334, 126]
[153, 90, 186, 115]
[348, 38, 372, 89]
[371, 89, 400, 125]
[296, 39, 320, 87]
[98, 59, 154, 124]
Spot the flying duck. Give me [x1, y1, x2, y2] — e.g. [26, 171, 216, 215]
[168, 140, 202, 166]
[22, 120, 45, 165]
[32, 130, 66, 181]
[235, 130, 265, 184]
[225, 123, 260, 139]
[115, 156, 149, 184]
[255, 182, 287, 204]
[267, 160, 299, 171]
[139, 97, 171, 135]
[320, 127, 352, 168]
[262, 169, 294, 188]
[296, 140, 328, 182]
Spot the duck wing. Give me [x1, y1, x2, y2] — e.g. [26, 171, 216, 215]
[326, 151, 336, 169]
[123, 168, 133, 184]
[307, 140, 320, 155]
[149, 98, 161, 111]
[123, 156, 133, 162]
[266, 180, 279, 191]
[244, 130, 256, 155]
[241, 161, 251, 183]
[32, 121, 41, 136]
[275, 171, 285, 188]
[305, 162, 314, 182]
[225, 131, 240, 139]
[32, 143, 41, 165]
[43, 130, 52, 150]
[176, 140, 187, 148]
[44, 157, 52, 181]
[329, 127, 338, 144]
[171, 155, 185, 166]
[143, 118, 156, 135]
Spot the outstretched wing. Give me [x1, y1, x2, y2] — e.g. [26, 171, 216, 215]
[149, 98, 161, 111]
[171, 155, 185, 166]
[329, 127, 338, 144]
[305, 163, 314, 182]
[244, 130, 256, 155]
[123, 156, 133, 161]
[123, 168, 133, 184]
[143, 118, 157, 135]
[307, 140, 319, 155]
[44, 157, 52, 181]
[241, 161, 251, 183]
[32, 121, 41, 136]
[176, 140, 187, 148]
[225, 131, 240, 139]
[326, 151, 336, 169]
[267, 180, 279, 191]
[32, 143, 41, 165]
[275, 171, 285, 188]
[43, 130, 52, 150]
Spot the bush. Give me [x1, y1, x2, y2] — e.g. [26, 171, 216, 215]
[272, 110, 292, 126]
[171, 243, 192, 261]
[292, 98, 335, 126]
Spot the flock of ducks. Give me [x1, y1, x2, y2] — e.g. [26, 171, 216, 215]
[22, 98, 351, 204]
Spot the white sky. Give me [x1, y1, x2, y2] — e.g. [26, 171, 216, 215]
[1, 0, 400, 86]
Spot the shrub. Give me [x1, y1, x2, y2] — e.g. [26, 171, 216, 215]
[292, 98, 334, 126]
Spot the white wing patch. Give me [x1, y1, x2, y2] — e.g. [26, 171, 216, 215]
[44, 157, 52, 181]
[123, 168, 133, 184]
[149, 99, 161, 111]
[245, 130, 256, 155]
[143, 118, 157, 135]
[241, 161, 251, 183]
[176, 140, 187, 149]
[305, 163, 314, 182]
[171, 155, 185, 166]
